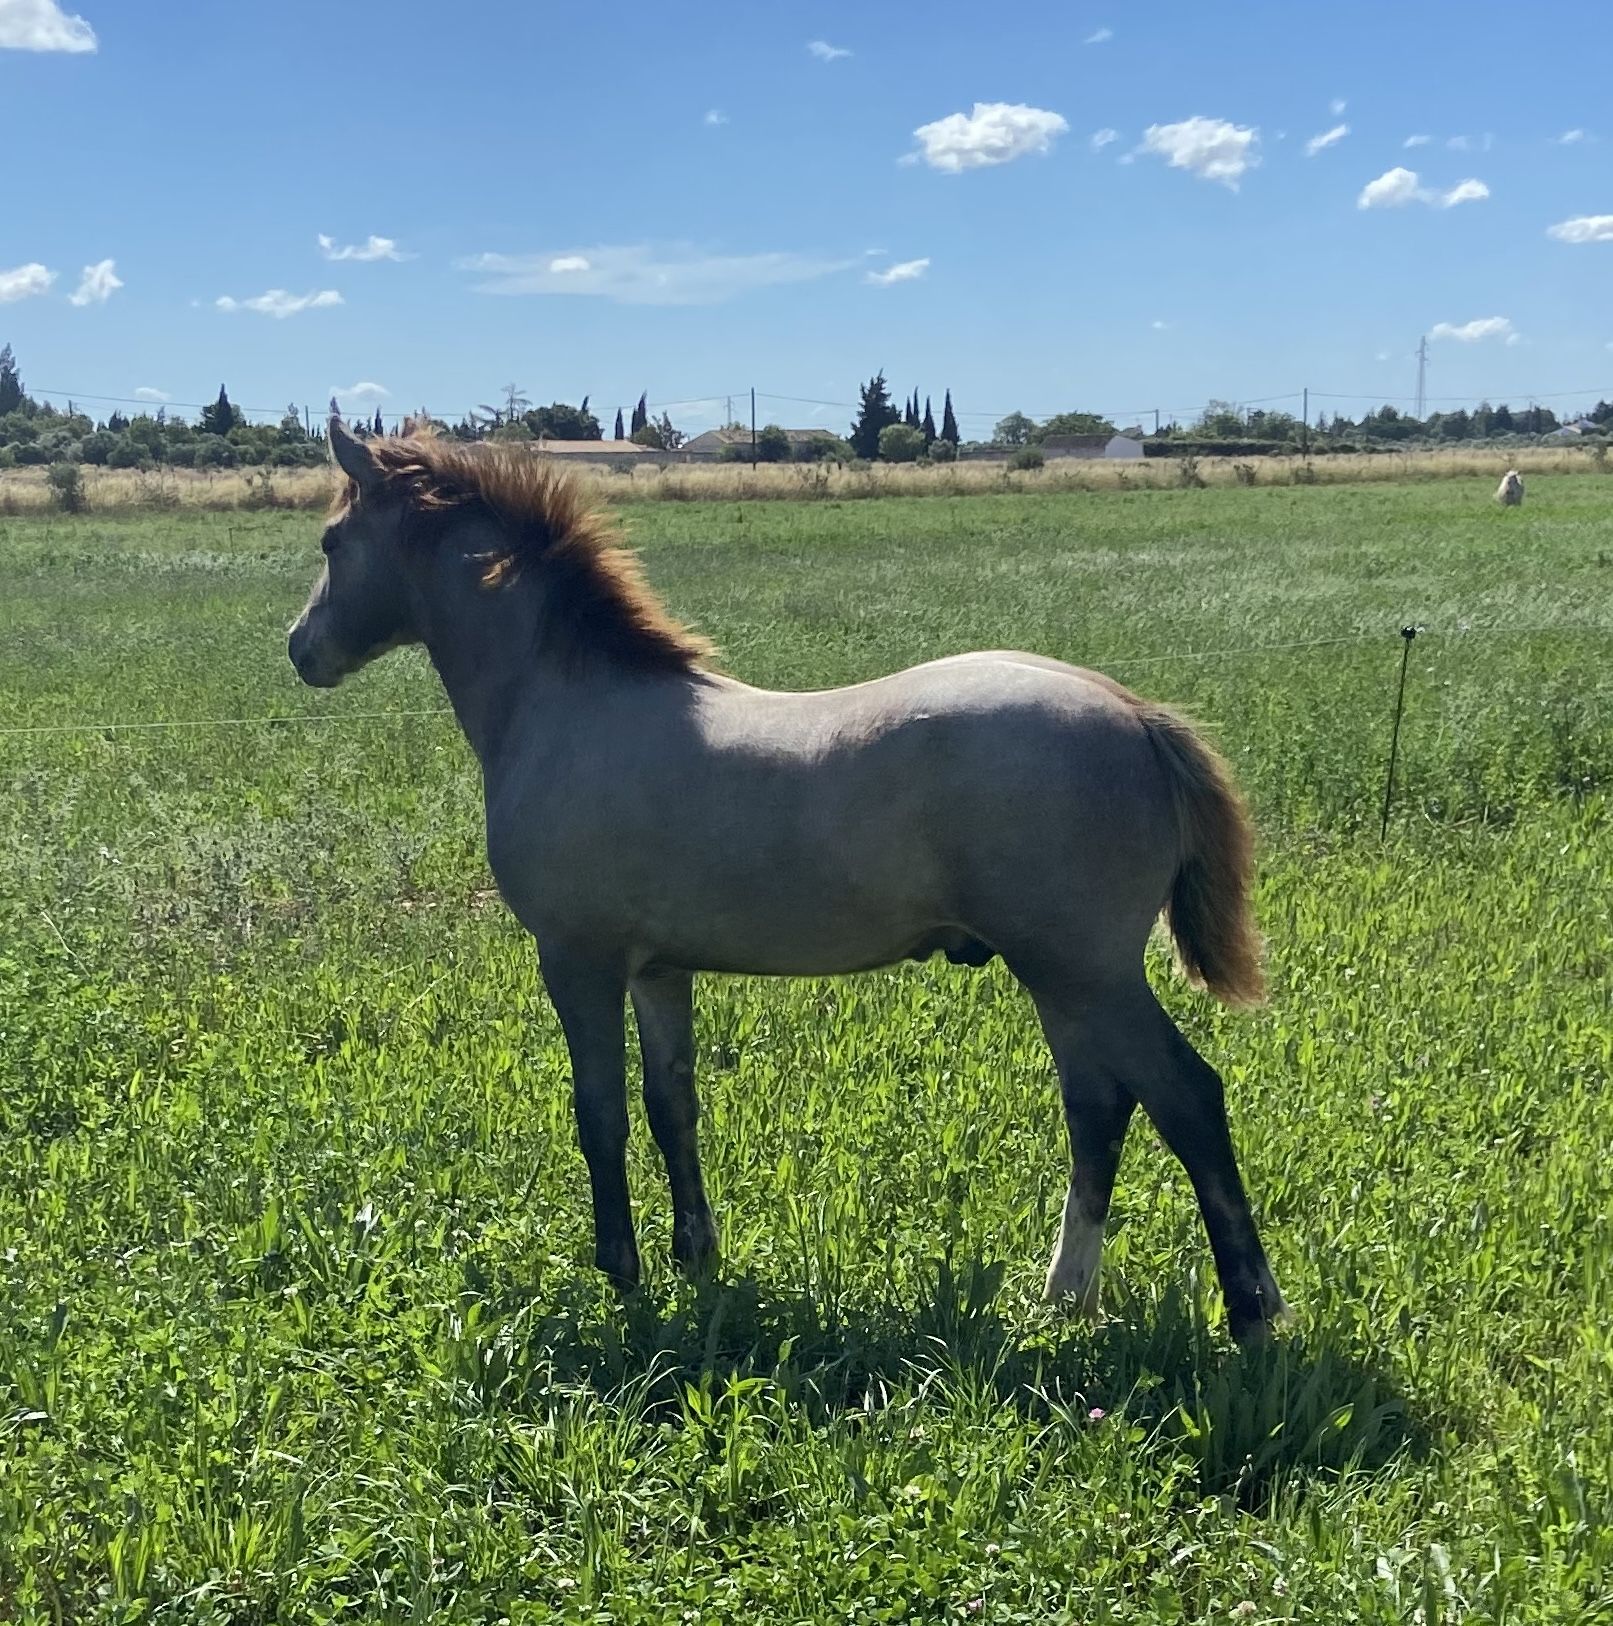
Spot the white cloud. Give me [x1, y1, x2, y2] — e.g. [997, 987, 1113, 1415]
[1430, 316, 1517, 345]
[1375, 350, 1392, 362]
[1304, 122, 1350, 157]
[331, 381, 389, 406]
[909, 102, 1069, 172]
[1403, 134, 1431, 149]
[1151, 319, 1169, 330]
[1084, 26, 1112, 44]
[1547, 214, 1613, 243]
[1330, 98, 1348, 116]
[1446, 134, 1471, 152]
[1089, 127, 1119, 152]
[68, 258, 121, 306]
[317, 233, 405, 263]
[1556, 129, 1587, 145]
[216, 288, 343, 318]
[133, 386, 169, 403]
[1439, 178, 1489, 207]
[807, 38, 849, 62]
[1446, 133, 1494, 154]
[1139, 116, 1260, 188]
[1357, 167, 1489, 210]
[548, 255, 591, 273]
[866, 257, 929, 286]
[703, 108, 727, 126]
[458, 244, 856, 306]
[1358, 166, 1423, 208]
[0, 0, 96, 51]
[0, 261, 55, 302]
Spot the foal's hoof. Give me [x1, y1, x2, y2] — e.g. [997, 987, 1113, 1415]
[596, 1244, 642, 1295]
[673, 1214, 721, 1278]
[1229, 1296, 1295, 1350]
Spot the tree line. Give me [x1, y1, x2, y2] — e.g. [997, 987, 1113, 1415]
[3, 342, 1608, 479]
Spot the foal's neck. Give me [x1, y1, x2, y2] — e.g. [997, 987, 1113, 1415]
[413, 541, 557, 769]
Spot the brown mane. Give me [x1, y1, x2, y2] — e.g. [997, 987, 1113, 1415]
[342, 430, 712, 673]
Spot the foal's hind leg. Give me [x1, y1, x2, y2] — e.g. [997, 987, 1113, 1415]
[1034, 998, 1136, 1317]
[631, 969, 719, 1272]
[1034, 982, 1287, 1345]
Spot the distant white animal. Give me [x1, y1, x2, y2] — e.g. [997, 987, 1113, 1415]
[1495, 470, 1524, 506]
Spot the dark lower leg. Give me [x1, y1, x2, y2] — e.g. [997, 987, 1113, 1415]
[1136, 1013, 1286, 1343]
[541, 948, 639, 1289]
[1037, 1002, 1137, 1311]
[631, 971, 717, 1269]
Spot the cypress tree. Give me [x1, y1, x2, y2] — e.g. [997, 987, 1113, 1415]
[921, 396, 936, 445]
[614, 407, 625, 440]
[941, 389, 959, 444]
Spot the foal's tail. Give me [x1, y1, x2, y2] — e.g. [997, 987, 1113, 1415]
[1133, 703, 1266, 1009]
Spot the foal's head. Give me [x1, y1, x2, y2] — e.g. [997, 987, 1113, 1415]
[289, 419, 417, 687]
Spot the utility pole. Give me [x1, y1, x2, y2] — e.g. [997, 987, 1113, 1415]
[1302, 386, 1310, 457]
[303, 404, 311, 437]
[750, 387, 757, 467]
[1153, 408, 1160, 435]
[1414, 335, 1428, 421]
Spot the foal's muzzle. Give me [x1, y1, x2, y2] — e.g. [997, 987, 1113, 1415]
[288, 621, 343, 688]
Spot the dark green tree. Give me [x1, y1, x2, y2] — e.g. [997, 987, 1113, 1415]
[613, 407, 625, 441]
[993, 411, 1036, 447]
[526, 401, 602, 440]
[849, 371, 900, 459]
[372, 408, 385, 436]
[755, 424, 792, 462]
[941, 390, 959, 444]
[0, 344, 21, 416]
[921, 396, 936, 445]
[201, 384, 239, 436]
[630, 393, 649, 436]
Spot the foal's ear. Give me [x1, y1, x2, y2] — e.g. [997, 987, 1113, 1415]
[329, 417, 381, 492]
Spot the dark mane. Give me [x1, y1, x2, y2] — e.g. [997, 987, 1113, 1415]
[342, 432, 712, 673]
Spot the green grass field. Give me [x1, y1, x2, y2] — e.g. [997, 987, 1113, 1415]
[2, 479, 1610, 1623]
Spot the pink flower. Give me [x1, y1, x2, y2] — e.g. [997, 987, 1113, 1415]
[1088, 1406, 1106, 1422]
[965, 1601, 984, 1616]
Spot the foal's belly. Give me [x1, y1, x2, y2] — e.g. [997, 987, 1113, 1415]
[641, 924, 996, 979]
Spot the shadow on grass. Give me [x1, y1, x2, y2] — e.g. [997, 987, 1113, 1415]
[448, 1253, 1437, 1507]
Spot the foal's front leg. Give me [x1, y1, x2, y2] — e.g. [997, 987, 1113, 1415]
[539, 947, 639, 1289]
[631, 969, 719, 1272]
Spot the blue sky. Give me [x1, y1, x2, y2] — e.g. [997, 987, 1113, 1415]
[3, 0, 1610, 436]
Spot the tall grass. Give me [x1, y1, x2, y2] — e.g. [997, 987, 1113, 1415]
[1, 441, 1604, 514]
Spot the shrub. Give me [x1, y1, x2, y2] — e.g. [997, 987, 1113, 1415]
[755, 424, 792, 463]
[47, 461, 87, 514]
[929, 437, 957, 464]
[193, 439, 236, 470]
[1009, 446, 1045, 472]
[1232, 462, 1257, 487]
[107, 439, 144, 469]
[80, 430, 117, 466]
[1175, 451, 1206, 489]
[878, 423, 926, 463]
[795, 433, 851, 463]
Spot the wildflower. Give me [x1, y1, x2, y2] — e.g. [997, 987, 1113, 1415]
[1088, 1406, 1106, 1422]
[965, 1600, 984, 1616]
[985, 1543, 1001, 1559]
[1232, 1604, 1257, 1620]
